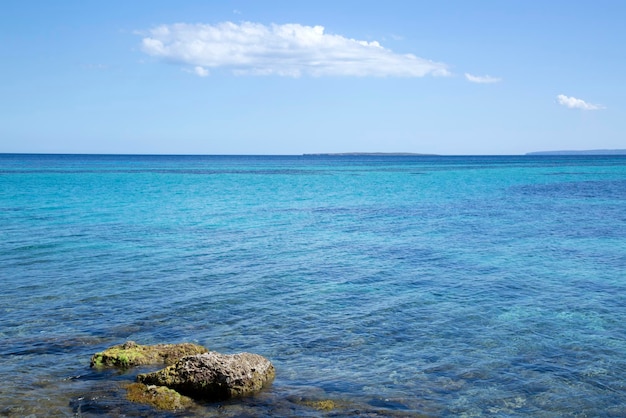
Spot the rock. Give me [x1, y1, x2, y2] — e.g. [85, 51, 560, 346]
[126, 382, 194, 410]
[137, 352, 275, 401]
[90, 341, 208, 369]
[301, 399, 338, 411]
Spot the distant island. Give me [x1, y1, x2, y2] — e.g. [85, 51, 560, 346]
[527, 149, 626, 156]
[302, 150, 626, 157]
[303, 152, 438, 156]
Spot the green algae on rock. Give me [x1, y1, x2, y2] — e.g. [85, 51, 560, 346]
[126, 382, 194, 410]
[90, 341, 208, 369]
[300, 399, 338, 411]
[137, 352, 275, 401]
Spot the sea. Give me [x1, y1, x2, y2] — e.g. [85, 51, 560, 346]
[1, 153, 625, 417]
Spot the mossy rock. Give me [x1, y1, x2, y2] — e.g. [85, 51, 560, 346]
[301, 399, 337, 411]
[90, 341, 208, 369]
[137, 352, 275, 401]
[126, 383, 194, 410]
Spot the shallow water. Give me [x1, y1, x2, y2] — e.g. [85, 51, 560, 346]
[1, 154, 625, 417]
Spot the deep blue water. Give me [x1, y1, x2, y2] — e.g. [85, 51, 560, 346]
[1, 154, 625, 417]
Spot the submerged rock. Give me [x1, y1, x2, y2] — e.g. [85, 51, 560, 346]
[90, 341, 208, 369]
[126, 382, 194, 410]
[137, 352, 275, 401]
[300, 399, 338, 411]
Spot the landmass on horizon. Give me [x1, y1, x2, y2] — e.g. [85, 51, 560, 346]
[526, 149, 626, 155]
[303, 152, 438, 156]
[306, 150, 626, 157]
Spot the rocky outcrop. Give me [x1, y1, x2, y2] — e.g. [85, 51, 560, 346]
[126, 383, 194, 410]
[137, 352, 275, 401]
[90, 341, 208, 368]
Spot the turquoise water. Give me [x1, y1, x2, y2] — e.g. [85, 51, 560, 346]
[1, 154, 625, 417]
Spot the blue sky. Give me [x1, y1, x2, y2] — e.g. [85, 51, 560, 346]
[1, 0, 624, 155]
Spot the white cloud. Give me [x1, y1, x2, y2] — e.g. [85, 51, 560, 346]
[465, 73, 501, 84]
[139, 22, 450, 78]
[557, 94, 604, 110]
[193, 66, 209, 77]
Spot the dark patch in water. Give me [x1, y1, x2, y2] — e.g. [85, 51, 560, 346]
[513, 180, 626, 200]
[0, 336, 107, 357]
[0, 168, 329, 176]
[368, 397, 410, 410]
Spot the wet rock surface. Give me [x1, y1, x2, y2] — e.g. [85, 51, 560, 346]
[90, 341, 208, 369]
[125, 382, 194, 410]
[300, 398, 338, 411]
[137, 352, 275, 401]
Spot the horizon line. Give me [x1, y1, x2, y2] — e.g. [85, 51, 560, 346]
[2, 150, 626, 157]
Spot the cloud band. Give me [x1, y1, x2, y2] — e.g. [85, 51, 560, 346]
[140, 22, 450, 78]
[557, 94, 604, 110]
[465, 73, 501, 84]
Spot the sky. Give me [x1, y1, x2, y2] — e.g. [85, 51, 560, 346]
[1, 0, 624, 155]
